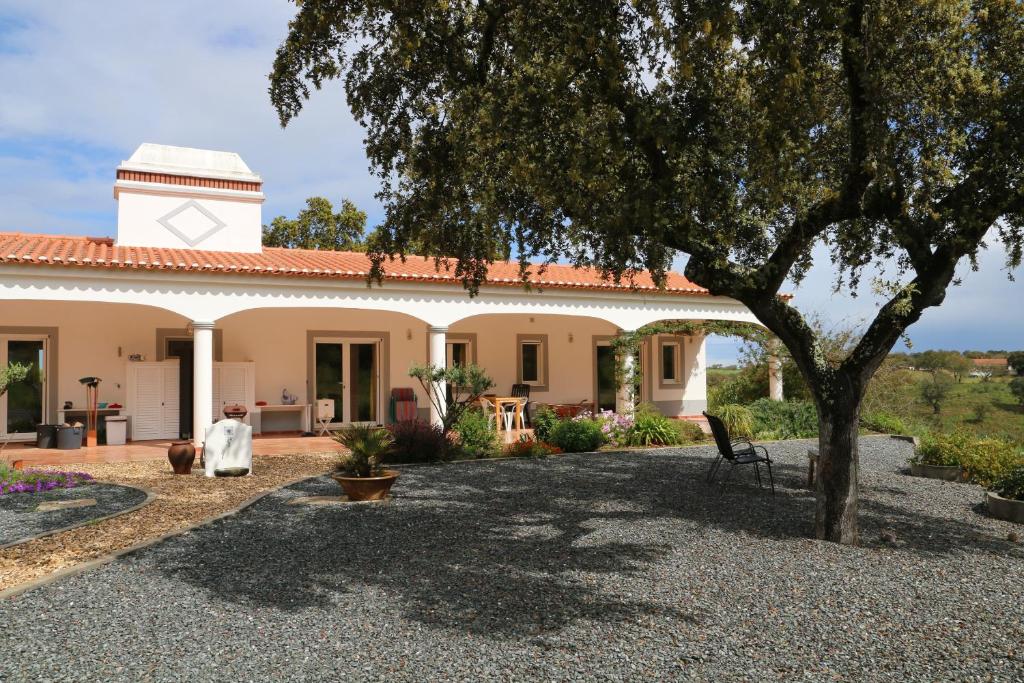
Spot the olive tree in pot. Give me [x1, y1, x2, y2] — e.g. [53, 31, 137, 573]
[0, 363, 31, 457]
[987, 466, 1024, 524]
[331, 425, 398, 501]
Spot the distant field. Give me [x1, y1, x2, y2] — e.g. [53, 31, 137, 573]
[888, 372, 1024, 442]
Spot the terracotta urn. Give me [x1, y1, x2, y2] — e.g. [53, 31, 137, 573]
[167, 440, 196, 474]
[330, 470, 399, 501]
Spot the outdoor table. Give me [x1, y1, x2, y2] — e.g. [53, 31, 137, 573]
[491, 397, 525, 431]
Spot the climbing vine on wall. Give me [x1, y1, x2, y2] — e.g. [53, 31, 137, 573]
[609, 321, 772, 392]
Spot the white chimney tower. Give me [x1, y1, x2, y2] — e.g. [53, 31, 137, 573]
[114, 143, 264, 253]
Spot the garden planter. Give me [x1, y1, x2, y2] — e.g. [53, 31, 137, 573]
[331, 470, 399, 501]
[986, 491, 1024, 524]
[55, 425, 83, 450]
[167, 441, 196, 474]
[910, 463, 962, 482]
[36, 424, 59, 449]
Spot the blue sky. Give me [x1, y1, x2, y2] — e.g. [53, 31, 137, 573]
[1, 1, 1020, 364]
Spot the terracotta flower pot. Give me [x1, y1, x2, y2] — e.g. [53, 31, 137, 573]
[168, 440, 196, 475]
[331, 470, 399, 501]
[910, 463, 962, 481]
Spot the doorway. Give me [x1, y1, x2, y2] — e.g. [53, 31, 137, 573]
[0, 335, 47, 440]
[164, 338, 193, 439]
[314, 338, 382, 426]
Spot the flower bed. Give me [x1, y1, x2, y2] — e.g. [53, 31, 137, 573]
[0, 465, 93, 496]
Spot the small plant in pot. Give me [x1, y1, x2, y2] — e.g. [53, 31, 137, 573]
[908, 432, 964, 482]
[987, 465, 1024, 524]
[331, 425, 398, 501]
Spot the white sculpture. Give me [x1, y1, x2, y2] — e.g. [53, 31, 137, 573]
[203, 419, 253, 477]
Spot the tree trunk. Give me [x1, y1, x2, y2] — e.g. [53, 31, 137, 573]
[814, 398, 861, 544]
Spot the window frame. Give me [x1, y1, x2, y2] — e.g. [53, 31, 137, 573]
[516, 334, 549, 391]
[658, 337, 684, 388]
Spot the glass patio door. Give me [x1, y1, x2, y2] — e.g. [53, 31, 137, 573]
[315, 338, 381, 426]
[595, 344, 617, 412]
[1, 336, 47, 439]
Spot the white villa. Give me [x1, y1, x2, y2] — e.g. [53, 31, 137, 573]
[0, 144, 770, 447]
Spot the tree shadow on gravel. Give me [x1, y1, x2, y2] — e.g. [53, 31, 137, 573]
[156, 451, 1021, 637]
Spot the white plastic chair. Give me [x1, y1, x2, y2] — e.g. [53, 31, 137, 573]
[478, 397, 498, 430]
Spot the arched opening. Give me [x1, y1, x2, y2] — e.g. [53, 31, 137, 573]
[0, 299, 190, 442]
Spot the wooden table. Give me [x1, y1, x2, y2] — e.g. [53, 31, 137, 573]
[489, 397, 525, 431]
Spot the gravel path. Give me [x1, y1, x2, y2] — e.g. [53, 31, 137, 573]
[1, 437, 1021, 681]
[0, 483, 149, 547]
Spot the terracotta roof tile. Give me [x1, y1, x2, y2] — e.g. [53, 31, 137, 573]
[0, 231, 708, 296]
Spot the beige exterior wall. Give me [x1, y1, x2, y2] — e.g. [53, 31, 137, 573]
[0, 302, 707, 426]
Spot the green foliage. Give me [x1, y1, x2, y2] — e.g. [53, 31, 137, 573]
[408, 363, 494, 433]
[1010, 377, 1024, 406]
[548, 419, 605, 453]
[860, 411, 908, 435]
[262, 196, 368, 251]
[993, 465, 1024, 501]
[0, 362, 30, 398]
[918, 373, 954, 414]
[332, 425, 394, 477]
[1007, 352, 1024, 376]
[531, 406, 559, 443]
[747, 399, 818, 440]
[712, 404, 754, 439]
[453, 408, 500, 459]
[624, 407, 681, 447]
[673, 419, 706, 444]
[913, 429, 1024, 487]
[386, 420, 454, 464]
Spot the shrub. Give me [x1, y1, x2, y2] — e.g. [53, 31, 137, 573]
[913, 429, 1024, 486]
[453, 408, 500, 459]
[860, 410, 908, 435]
[674, 419, 706, 443]
[711, 404, 754, 438]
[1010, 377, 1024, 406]
[506, 437, 562, 458]
[971, 402, 991, 423]
[332, 424, 395, 476]
[918, 373, 954, 414]
[582, 410, 633, 446]
[993, 465, 1024, 501]
[532, 406, 560, 442]
[548, 418, 605, 453]
[385, 420, 455, 463]
[0, 464, 94, 495]
[624, 407, 682, 447]
[747, 399, 818, 439]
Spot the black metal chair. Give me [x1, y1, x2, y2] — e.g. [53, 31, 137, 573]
[511, 383, 532, 426]
[703, 411, 775, 493]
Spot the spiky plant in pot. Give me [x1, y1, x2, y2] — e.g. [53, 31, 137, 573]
[332, 425, 395, 477]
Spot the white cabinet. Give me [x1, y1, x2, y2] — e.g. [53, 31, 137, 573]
[127, 361, 255, 440]
[211, 363, 255, 422]
[126, 362, 180, 440]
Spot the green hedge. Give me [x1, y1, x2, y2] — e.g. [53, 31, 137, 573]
[549, 419, 605, 453]
[746, 399, 818, 440]
[913, 429, 1024, 487]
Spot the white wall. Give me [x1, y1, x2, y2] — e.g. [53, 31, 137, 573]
[0, 302, 706, 423]
[115, 190, 263, 253]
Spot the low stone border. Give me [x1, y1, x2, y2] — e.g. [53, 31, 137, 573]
[0, 473, 320, 601]
[0, 485, 157, 551]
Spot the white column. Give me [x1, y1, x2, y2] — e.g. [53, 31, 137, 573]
[192, 321, 215, 446]
[616, 334, 636, 417]
[768, 342, 784, 401]
[428, 325, 448, 427]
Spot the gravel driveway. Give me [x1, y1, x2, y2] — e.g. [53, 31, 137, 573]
[1, 437, 1021, 681]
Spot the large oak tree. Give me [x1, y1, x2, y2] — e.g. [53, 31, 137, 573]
[269, 0, 1024, 543]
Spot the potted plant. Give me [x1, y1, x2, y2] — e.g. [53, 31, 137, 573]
[330, 425, 398, 501]
[909, 433, 964, 481]
[987, 465, 1024, 524]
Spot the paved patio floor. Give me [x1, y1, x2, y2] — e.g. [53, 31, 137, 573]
[1, 438, 1021, 681]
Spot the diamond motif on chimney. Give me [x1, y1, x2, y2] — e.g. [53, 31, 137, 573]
[156, 199, 228, 247]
